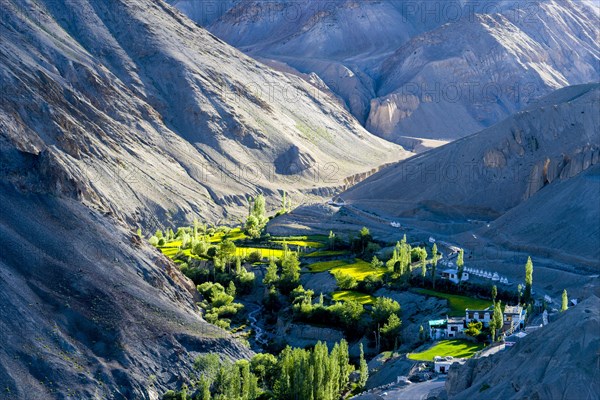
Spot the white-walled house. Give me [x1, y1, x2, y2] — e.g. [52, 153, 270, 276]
[503, 305, 526, 333]
[429, 319, 447, 340]
[441, 269, 469, 284]
[465, 306, 494, 327]
[434, 356, 466, 373]
[446, 317, 465, 338]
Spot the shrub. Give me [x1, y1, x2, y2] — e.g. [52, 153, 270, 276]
[333, 271, 358, 290]
[247, 250, 263, 263]
[149, 236, 159, 246]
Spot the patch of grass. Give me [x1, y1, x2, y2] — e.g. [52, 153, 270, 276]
[302, 250, 350, 258]
[408, 340, 484, 361]
[272, 240, 325, 248]
[208, 228, 247, 243]
[235, 247, 285, 259]
[332, 291, 376, 305]
[330, 259, 386, 281]
[413, 288, 492, 317]
[307, 259, 350, 273]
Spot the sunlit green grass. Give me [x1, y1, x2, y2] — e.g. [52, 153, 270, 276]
[330, 259, 386, 281]
[208, 228, 247, 243]
[408, 340, 484, 361]
[307, 259, 350, 273]
[302, 250, 350, 258]
[235, 247, 285, 259]
[413, 289, 492, 317]
[272, 240, 325, 248]
[332, 290, 376, 305]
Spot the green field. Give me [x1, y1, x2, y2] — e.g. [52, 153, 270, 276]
[414, 289, 492, 316]
[272, 240, 325, 248]
[235, 247, 286, 259]
[408, 339, 484, 361]
[208, 228, 247, 243]
[331, 259, 386, 281]
[332, 290, 376, 305]
[307, 259, 350, 273]
[302, 250, 350, 258]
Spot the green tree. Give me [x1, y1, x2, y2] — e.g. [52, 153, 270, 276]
[333, 271, 358, 290]
[561, 289, 568, 312]
[490, 301, 503, 342]
[226, 281, 236, 297]
[263, 258, 279, 287]
[358, 343, 368, 388]
[328, 230, 336, 250]
[245, 195, 268, 238]
[456, 249, 465, 287]
[371, 297, 401, 327]
[465, 321, 483, 337]
[370, 255, 383, 269]
[517, 284, 523, 305]
[420, 247, 428, 284]
[491, 285, 497, 302]
[218, 239, 237, 271]
[279, 246, 300, 293]
[431, 243, 438, 289]
[250, 353, 277, 389]
[524, 256, 534, 304]
[380, 314, 402, 350]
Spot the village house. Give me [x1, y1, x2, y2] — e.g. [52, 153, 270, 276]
[465, 306, 494, 327]
[428, 319, 447, 340]
[446, 317, 465, 338]
[440, 268, 469, 284]
[503, 305, 526, 334]
[434, 356, 466, 373]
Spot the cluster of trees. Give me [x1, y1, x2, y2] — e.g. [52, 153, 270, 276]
[287, 288, 402, 351]
[197, 282, 244, 329]
[349, 227, 380, 259]
[385, 235, 412, 278]
[166, 339, 365, 400]
[245, 195, 268, 239]
[262, 245, 301, 296]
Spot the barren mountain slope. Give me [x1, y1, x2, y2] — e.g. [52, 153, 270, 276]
[369, 0, 600, 141]
[481, 163, 600, 267]
[0, 183, 252, 399]
[0, 0, 406, 230]
[446, 296, 600, 400]
[174, 0, 599, 142]
[343, 84, 599, 222]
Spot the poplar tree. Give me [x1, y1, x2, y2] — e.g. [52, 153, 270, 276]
[431, 243, 438, 289]
[561, 289, 568, 312]
[524, 257, 534, 304]
[358, 343, 368, 388]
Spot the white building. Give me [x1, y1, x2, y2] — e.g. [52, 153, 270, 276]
[503, 305, 526, 334]
[434, 356, 466, 373]
[441, 269, 469, 284]
[446, 317, 465, 338]
[428, 319, 447, 340]
[465, 306, 494, 327]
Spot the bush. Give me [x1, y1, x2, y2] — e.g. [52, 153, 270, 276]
[149, 236, 159, 246]
[333, 271, 358, 290]
[247, 250, 263, 263]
